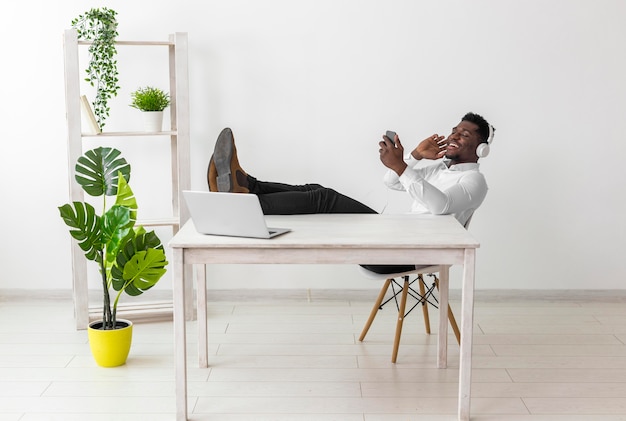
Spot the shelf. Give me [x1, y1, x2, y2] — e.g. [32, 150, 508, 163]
[81, 131, 178, 137]
[79, 40, 174, 46]
[64, 30, 193, 330]
[89, 300, 178, 324]
[137, 217, 180, 227]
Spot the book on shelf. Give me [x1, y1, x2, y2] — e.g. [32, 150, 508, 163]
[80, 95, 101, 134]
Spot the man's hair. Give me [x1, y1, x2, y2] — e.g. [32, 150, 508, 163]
[462, 112, 493, 143]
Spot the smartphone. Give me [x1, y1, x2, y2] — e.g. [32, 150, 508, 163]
[385, 131, 397, 144]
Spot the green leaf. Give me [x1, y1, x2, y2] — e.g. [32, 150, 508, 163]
[75, 147, 130, 197]
[110, 231, 168, 296]
[58, 202, 102, 263]
[114, 171, 137, 225]
[122, 249, 168, 295]
[102, 205, 132, 256]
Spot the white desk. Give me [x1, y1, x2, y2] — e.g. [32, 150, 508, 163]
[170, 214, 479, 421]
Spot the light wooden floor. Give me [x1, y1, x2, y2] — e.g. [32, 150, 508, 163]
[1, 288, 626, 421]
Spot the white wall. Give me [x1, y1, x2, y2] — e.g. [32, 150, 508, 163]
[1, 0, 625, 293]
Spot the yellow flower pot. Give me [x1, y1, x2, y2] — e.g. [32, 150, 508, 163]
[87, 319, 133, 367]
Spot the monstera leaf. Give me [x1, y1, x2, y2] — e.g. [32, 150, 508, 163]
[58, 202, 102, 263]
[113, 171, 137, 224]
[75, 147, 130, 197]
[102, 204, 133, 271]
[110, 231, 168, 297]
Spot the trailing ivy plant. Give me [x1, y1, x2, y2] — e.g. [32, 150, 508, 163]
[71, 8, 120, 128]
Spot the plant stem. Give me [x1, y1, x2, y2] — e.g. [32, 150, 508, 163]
[99, 250, 112, 329]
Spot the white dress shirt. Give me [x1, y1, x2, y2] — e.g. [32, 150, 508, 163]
[382, 155, 488, 226]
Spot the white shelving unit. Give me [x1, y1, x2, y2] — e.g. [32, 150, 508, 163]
[63, 29, 194, 329]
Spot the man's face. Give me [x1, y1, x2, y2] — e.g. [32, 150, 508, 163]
[444, 120, 482, 164]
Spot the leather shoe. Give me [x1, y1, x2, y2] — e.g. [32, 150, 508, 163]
[213, 128, 249, 193]
[207, 154, 218, 191]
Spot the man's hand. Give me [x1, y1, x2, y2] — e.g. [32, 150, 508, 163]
[379, 133, 408, 176]
[410, 134, 447, 160]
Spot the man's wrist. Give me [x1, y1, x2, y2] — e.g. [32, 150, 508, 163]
[411, 150, 422, 160]
[394, 162, 408, 176]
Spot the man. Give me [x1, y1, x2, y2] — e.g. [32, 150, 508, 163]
[207, 112, 493, 273]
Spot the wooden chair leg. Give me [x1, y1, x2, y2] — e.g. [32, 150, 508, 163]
[435, 278, 461, 345]
[418, 275, 431, 335]
[447, 306, 461, 346]
[359, 278, 392, 342]
[392, 276, 410, 363]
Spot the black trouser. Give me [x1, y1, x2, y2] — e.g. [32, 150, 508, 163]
[248, 176, 377, 214]
[247, 175, 416, 275]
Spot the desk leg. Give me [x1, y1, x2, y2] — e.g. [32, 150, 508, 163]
[173, 248, 188, 421]
[458, 248, 475, 421]
[184, 264, 195, 321]
[196, 264, 208, 368]
[437, 265, 449, 369]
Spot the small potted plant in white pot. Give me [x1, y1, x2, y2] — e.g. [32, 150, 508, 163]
[130, 86, 171, 132]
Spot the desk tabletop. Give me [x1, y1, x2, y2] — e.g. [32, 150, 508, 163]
[170, 214, 479, 250]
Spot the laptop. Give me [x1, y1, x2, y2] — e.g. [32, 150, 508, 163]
[183, 191, 291, 239]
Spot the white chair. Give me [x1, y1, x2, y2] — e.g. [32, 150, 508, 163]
[358, 215, 473, 363]
[358, 265, 460, 363]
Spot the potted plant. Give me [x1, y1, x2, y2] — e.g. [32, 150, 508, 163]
[71, 7, 120, 129]
[130, 86, 171, 132]
[58, 147, 168, 367]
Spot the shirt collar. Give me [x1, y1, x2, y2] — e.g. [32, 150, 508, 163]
[442, 159, 480, 171]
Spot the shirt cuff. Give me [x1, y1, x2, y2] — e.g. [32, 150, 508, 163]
[404, 153, 420, 166]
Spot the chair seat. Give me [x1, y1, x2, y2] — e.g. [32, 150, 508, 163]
[357, 265, 441, 280]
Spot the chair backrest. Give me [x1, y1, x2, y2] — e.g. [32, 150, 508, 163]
[462, 212, 474, 230]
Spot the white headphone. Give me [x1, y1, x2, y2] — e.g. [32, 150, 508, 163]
[476, 124, 495, 158]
